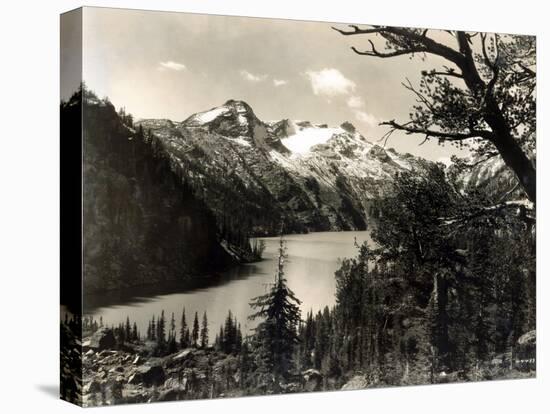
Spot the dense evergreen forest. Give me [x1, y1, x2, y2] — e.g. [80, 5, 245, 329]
[62, 162, 535, 404]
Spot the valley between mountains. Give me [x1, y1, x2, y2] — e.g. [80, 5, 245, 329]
[71, 88, 512, 294]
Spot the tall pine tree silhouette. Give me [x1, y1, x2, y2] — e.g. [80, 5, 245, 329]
[200, 311, 209, 348]
[249, 235, 301, 380]
[192, 312, 200, 347]
[179, 307, 188, 349]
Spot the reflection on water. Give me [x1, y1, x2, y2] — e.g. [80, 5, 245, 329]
[83, 231, 371, 336]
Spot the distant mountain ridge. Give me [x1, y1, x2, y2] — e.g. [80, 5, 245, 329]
[73, 90, 520, 292]
[136, 99, 432, 236]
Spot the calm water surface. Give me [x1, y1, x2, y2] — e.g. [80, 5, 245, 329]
[83, 231, 371, 337]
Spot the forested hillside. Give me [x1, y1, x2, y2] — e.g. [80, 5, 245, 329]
[62, 86, 240, 293]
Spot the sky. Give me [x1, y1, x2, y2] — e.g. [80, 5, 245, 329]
[62, 6, 479, 162]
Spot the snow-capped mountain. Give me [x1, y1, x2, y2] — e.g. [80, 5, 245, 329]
[137, 100, 429, 234]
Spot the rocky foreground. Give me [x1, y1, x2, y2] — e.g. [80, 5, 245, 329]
[75, 327, 535, 407]
[80, 328, 329, 407]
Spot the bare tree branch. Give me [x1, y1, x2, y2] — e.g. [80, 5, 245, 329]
[332, 25, 466, 67]
[380, 120, 494, 142]
[331, 25, 383, 35]
[351, 40, 426, 57]
[430, 70, 464, 79]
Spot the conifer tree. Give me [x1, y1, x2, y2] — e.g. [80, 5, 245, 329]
[235, 322, 243, 353]
[151, 316, 157, 341]
[168, 332, 178, 354]
[185, 328, 191, 348]
[170, 312, 176, 338]
[216, 326, 224, 352]
[223, 311, 236, 354]
[125, 316, 131, 340]
[249, 236, 302, 379]
[157, 311, 166, 346]
[179, 307, 188, 348]
[132, 322, 139, 341]
[192, 312, 200, 347]
[200, 312, 209, 348]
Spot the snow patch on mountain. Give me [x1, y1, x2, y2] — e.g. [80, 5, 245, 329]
[186, 107, 230, 125]
[223, 136, 252, 147]
[281, 122, 345, 154]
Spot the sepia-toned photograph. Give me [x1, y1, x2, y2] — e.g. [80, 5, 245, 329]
[60, 6, 536, 407]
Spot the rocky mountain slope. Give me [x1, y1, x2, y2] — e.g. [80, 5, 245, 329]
[450, 151, 532, 204]
[64, 88, 236, 294]
[137, 100, 430, 236]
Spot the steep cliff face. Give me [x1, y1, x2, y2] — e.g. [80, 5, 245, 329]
[65, 91, 234, 293]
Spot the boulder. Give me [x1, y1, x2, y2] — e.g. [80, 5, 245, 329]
[166, 349, 195, 370]
[127, 373, 140, 385]
[157, 388, 182, 401]
[108, 366, 124, 374]
[173, 349, 193, 361]
[164, 377, 186, 389]
[341, 375, 369, 391]
[129, 363, 166, 387]
[302, 369, 323, 392]
[85, 328, 116, 351]
[122, 387, 149, 404]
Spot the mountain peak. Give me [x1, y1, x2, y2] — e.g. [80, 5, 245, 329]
[183, 99, 261, 138]
[223, 99, 253, 111]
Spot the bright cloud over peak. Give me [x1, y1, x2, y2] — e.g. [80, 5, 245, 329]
[158, 60, 187, 71]
[305, 68, 356, 97]
[353, 110, 378, 128]
[240, 70, 267, 82]
[273, 79, 288, 87]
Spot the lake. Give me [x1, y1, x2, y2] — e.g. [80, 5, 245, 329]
[83, 231, 371, 338]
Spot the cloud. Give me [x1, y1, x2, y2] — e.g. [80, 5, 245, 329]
[240, 70, 267, 82]
[346, 95, 365, 109]
[273, 79, 288, 87]
[305, 69, 377, 129]
[353, 110, 379, 128]
[158, 60, 187, 71]
[305, 68, 356, 97]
